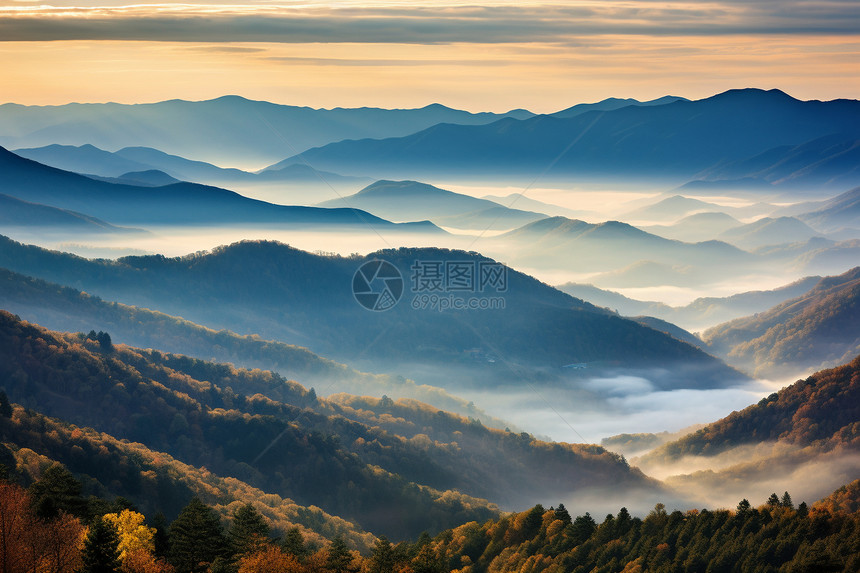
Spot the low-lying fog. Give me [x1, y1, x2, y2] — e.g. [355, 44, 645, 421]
[436, 376, 786, 445]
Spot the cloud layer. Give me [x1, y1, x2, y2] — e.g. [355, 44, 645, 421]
[2, 2, 859, 44]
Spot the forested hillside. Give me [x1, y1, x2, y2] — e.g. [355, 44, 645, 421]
[704, 266, 860, 377]
[0, 267, 484, 418]
[0, 405, 373, 549]
[410, 499, 860, 573]
[0, 236, 744, 390]
[642, 355, 860, 462]
[0, 311, 658, 539]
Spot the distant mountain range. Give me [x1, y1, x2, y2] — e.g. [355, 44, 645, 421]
[550, 96, 688, 118]
[492, 216, 755, 283]
[0, 146, 434, 229]
[557, 275, 822, 332]
[795, 187, 860, 234]
[318, 180, 547, 230]
[0, 236, 745, 391]
[13, 143, 369, 194]
[0, 96, 534, 168]
[703, 266, 860, 378]
[693, 134, 860, 191]
[642, 212, 744, 243]
[715, 216, 824, 249]
[271, 89, 860, 183]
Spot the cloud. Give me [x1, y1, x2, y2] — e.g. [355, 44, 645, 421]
[1, 2, 858, 44]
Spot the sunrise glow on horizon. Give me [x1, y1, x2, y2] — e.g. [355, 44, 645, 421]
[0, 0, 858, 112]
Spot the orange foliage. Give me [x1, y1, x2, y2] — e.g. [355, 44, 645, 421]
[122, 549, 175, 573]
[238, 546, 305, 573]
[0, 481, 83, 573]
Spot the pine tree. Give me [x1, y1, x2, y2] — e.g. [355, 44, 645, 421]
[281, 527, 307, 559]
[28, 464, 87, 519]
[369, 536, 395, 573]
[168, 497, 227, 573]
[0, 391, 12, 419]
[570, 513, 597, 545]
[229, 503, 270, 556]
[152, 512, 170, 557]
[325, 536, 355, 573]
[554, 503, 572, 525]
[80, 516, 122, 573]
[781, 491, 794, 509]
[767, 493, 781, 508]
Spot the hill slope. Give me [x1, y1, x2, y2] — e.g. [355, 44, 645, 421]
[0, 146, 424, 228]
[703, 266, 860, 377]
[0, 193, 131, 233]
[0, 311, 663, 537]
[318, 180, 546, 229]
[0, 405, 375, 549]
[635, 355, 860, 509]
[557, 275, 822, 332]
[0, 266, 489, 419]
[799, 186, 860, 233]
[0, 236, 745, 391]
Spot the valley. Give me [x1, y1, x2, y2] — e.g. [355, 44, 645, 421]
[1, 86, 858, 571]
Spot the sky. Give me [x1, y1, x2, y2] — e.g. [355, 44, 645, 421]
[1, 0, 858, 113]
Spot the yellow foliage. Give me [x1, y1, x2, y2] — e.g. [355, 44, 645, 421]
[103, 509, 156, 560]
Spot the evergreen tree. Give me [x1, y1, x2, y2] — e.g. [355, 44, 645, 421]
[767, 493, 781, 508]
[97, 331, 113, 352]
[411, 543, 441, 573]
[737, 499, 752, 515]
[168, 497, 227, 573]
[229, 503, 270, 556]
[781, 491, 794, 509]
[522, 505, 544, 538]
[554, 503, 572, 525]
[28, 464, 87, 519]
[80, 516, 122, 573]
[369, 536, 395, 573]
[281, 527, 307, 559]
[0, 391, 12, 419]
[615, 507, 632, 535]
[325, 536, 355, 573]
[570, 513, 597, 545]
[152, 512, 170, 558]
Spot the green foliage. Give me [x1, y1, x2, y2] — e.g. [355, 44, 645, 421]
[424, 498, 860, 573]
[28, 463, 87, 520]
[80, 516, 122, 573]
[0, 390, 12, 419]
[281, 527, 308, 559]
[369, 536, 396, 573]
[229, 503, 271, 556]
[168, 497, 227, 573]
[326, 536, 357, 573]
